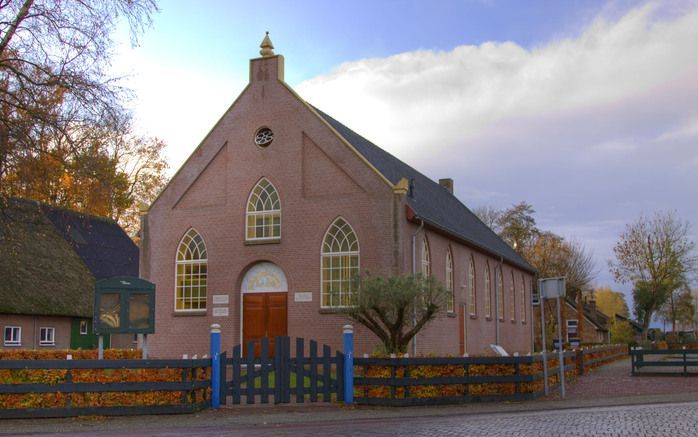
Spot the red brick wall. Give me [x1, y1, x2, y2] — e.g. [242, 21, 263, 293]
[0, 315, 71, 350]
[142, 54, 533, 358]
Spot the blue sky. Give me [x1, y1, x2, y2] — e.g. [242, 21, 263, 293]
[114, 0, 698, 317]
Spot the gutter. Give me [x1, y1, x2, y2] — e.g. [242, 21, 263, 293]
[495, 256, 503, 346]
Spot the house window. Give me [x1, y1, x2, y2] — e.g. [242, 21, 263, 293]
[175, 228, 208, 311]
[445, 248, 454, 313]
[521, 274, 527, 323]
[321, 218, 359, 308]
[39, 327, 55, 346]
[566, 319, 579, 342]
[510, 271, 516, 322]
[496, 267, 504, 321]
[484, 262, 492, 318]
[421, 237, 431, 277]
[246, 178, 281, 241]
[79, 320, 88, 335]
[4, 326, 21, 346]
[468, 256, 476, 316]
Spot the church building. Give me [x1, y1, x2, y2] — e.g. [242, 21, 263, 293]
[140, 35, 535, 358]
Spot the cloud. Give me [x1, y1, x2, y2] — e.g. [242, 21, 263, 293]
[296, 2, 698, 291]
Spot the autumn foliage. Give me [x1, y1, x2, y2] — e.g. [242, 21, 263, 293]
[0, 349, 210, 410]
[354, 345, 627, 402]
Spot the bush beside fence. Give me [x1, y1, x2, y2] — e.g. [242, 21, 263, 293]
[354, 344, 628, 406]
[0, 350, 211, 418]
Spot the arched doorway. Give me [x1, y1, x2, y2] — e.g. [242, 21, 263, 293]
[241, 262, 288, 356]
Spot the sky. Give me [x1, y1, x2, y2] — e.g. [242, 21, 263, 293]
[112, 0, 698, 311]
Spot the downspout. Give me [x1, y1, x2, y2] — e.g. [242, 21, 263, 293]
[495, 256, 503, 346]
[411, 218, 424, 356]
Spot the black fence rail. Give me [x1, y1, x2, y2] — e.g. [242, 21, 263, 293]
[631, 348, 698, 376]
[577, 345, 628, 375]
[221, 336, 344, 405]
[0, 358, 211, 419]
[353, 352, 577, 406]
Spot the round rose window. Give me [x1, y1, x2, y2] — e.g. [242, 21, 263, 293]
[254, 127, 274, 147]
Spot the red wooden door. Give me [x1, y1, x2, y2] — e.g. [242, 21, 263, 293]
[243, 292, 287, 356]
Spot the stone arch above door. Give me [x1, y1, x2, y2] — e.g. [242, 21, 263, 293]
[241, 262, 288, 293]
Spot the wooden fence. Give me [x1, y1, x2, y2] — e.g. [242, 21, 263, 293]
[631, 348, 698, 375]
[0, 358, 210, 418]
[220, 336, 344, 405]
[354, 345, 628, 406]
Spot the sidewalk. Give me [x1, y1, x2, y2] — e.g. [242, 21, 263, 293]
[2, 357, 697, 435]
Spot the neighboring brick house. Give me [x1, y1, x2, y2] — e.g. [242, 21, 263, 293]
[141, 35, 536, 359]
[0, 198, 138, 350]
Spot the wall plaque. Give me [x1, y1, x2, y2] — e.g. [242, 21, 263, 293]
[212, 295, 229, 305]
[212, 307, 229, 317]
[294, 292, 313, 303]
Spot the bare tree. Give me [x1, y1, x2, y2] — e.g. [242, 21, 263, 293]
[609, 211, 697, 339]
[0, 0, 158, 179]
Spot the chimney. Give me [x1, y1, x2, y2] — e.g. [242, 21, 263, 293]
[439, 178, 453, 194]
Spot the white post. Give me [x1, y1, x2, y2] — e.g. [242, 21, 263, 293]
[142, 334, 148, 359]
[556, 295, 566, 399]
[98, 335, 104, 360]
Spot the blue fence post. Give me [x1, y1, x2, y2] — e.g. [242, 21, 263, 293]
[210, 323, 221, 409]
[343, 324, 354, 405]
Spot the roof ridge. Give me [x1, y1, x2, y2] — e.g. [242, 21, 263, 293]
[8, 196, 121, 225]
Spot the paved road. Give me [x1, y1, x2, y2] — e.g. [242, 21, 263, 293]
[12, 401, 698, 437]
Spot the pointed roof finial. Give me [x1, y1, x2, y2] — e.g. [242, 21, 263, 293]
[259, 31, 275, 57]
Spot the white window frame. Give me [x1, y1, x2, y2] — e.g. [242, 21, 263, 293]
[510, 271, 516, 322]
[39, 327, 55, 346]
[4, 326, 21, 346]
[421, 237, 431, 277]
[520, 274, 527, 323]
[175, 228, 208, 312]
[468, 256, 476, 316]
[445, 248, 454, 313]
[245, 177, 281, 242]
[496, 267, 504, 321]
[566, 319, 579, 342]
[320, 217, 360, 309]
[484, 262, 492, 319]
[79, 320, 88, 335]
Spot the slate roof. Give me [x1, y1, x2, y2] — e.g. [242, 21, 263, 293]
[312, 106, 534, 273]
[0, 198, 138, 317]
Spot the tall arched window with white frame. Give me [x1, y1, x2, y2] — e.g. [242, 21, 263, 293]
[521, 273, 527, 323]
[496, 267, 504, 321]
[246, 178, 281, 241]
[510, 271, 516, 321]
[446, 248, 454, 313]
[468, 255, 476, 316]
[421, 237, 431, 277]
[321, 218, 359, 308]
[484, 262, 492, 318]
[175, 228, 208, 311]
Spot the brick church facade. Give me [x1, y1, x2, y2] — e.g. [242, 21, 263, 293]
[140, 35, 535, 358]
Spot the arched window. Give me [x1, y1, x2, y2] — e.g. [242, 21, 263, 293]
[521, 273, 527, 323]
[246, 178, 281, 241]
[421, 237, 431, 277]
[510, 271, 516, 321]
[446, 248, 454, 313]
[321, 218, 359, 308]
[496, 267, 504, 321]
[484, 262, 492, 318]
[468, 255, 476, 316]
[175, 228, 208, 311]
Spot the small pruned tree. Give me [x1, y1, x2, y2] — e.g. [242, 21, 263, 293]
[342, 273, 448, 354]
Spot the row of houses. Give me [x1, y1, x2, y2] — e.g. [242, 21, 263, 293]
[1, 35, 629, 356]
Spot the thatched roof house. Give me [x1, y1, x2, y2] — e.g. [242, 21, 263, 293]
[0, 197, 138, 349]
